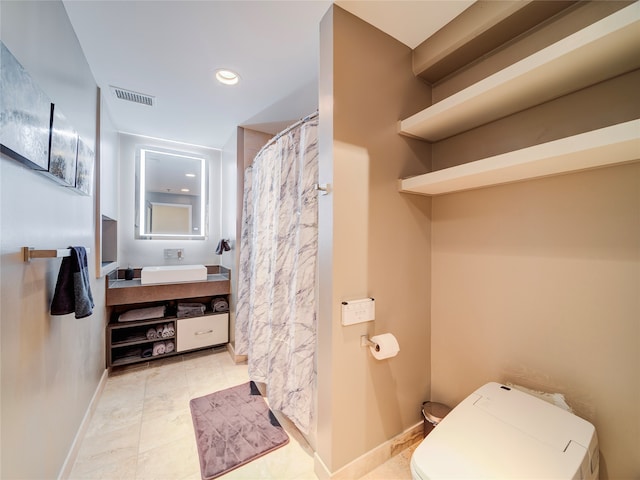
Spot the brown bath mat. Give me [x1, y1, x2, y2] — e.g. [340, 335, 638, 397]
[189, 381, 289, 479]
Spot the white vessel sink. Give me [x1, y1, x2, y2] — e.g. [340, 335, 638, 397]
[140, 264, 208, 285]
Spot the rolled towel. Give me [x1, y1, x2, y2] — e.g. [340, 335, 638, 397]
[166, 322, 175, 336]
[141, 347, 153, 358]
[156, 325, 163, 338]
[152, 341, 165, 356]
[212, 297, 228, 312]
[162, 324, 171, 338]
[165, 340, 175, 353]
[146, 327, 157, 340]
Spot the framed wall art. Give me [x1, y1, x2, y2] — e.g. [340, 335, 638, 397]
[74, 137, 94, 195]
[46, 106, 78, 187]
[0, 42, 52, 170]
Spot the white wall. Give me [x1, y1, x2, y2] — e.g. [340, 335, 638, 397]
[117, 133, 223, 268]
[0, 2, 106, 478]
[220, 129, 238, 341]
[99, 95, 119, 221]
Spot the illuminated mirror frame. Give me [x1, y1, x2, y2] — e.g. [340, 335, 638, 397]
[137, 148, 207, 240]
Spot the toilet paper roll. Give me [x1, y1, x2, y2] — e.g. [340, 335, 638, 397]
[370, 333, 400, 360]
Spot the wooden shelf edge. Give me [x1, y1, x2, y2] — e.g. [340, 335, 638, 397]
[176, 340, 229, 355]
[399, 120, 640, 196]
[399, 4, 640, 141]
[111, 335, 175, 349]
[110, 351, 179, 368]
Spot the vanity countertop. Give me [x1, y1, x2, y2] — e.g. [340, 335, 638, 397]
[106, 266, 230, 306]
[108, 273, 228, 289]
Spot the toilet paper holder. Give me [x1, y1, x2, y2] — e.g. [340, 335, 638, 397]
[361, 335, 380, 351]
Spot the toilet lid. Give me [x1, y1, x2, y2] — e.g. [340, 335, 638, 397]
[411, 383, 596, 480]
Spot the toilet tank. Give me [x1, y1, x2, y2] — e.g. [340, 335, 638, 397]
[411, 382, 599, 480]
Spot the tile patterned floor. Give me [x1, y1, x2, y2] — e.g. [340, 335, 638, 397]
[69, 348, 414, 480]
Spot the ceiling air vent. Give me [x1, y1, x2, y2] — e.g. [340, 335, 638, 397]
[110, 86, 155, 106]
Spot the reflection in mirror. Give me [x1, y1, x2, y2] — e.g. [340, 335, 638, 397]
[137, 148, 207, 239]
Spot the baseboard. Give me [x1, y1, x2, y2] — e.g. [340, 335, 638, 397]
[57, 368, 109, 480]
[226, 342, 247, 364]
[314, 421, 423, 479]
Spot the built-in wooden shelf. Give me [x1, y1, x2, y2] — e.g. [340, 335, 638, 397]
[398, 120, 640, 196]
[399, 4, 640, 142]
[105, 266, 231, 368]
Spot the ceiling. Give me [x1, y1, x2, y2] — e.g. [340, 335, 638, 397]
[62, 0, 474, 150]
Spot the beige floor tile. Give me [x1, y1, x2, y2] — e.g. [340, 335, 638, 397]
[263, 439, 315, 479]
[142, 388, 192, 422]
[182, 348, 221, 369]
[70, 421, 139, 478]
[139, 409, 194, 454]
[135, 435, 200, 480]
[69, 455, 138, 480]
[71, 349, 416, 480]
[85, 399, 143, 438]
[76, 423, 140, 460]
[145, 365, 189, 396]
[218, 457, 273, 479]
[185, 365, 231, 398]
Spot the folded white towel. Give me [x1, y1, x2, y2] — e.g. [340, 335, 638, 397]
[146, 328, 157, 340]
[165, 340, 175, 353]
[156, 325, 163, 338]
[166, 322, 175, 336]
[152, 341, 165, 356]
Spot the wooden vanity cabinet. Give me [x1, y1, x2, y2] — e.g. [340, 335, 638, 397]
[105, 266, 231, 368]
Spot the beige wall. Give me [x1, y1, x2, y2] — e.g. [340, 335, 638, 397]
[0, 2, 106, 478]
[317, 6, 433, 473]
[431, 162, 640, 479]
[425, 3, 640, 477]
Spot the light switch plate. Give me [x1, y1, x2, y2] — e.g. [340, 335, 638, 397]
[341, 298, 375, 326]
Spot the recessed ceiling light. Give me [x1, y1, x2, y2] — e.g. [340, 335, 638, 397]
[215, 69, 240, 85]
[181, 188, 190, 192]
[185, 173, 196, 177]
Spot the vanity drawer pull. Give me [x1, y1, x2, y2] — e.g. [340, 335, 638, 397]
[194, 329, 214, 336]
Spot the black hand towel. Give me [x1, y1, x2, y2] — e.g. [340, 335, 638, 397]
[51, 246, 94, 318]
[215, 239, 231, 255]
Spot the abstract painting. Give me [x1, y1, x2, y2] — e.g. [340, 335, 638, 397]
[0, 42, 52, 170]
[74, 137, 94, 195]
[47, 106, 78, 187]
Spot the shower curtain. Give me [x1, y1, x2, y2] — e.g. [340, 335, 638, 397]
[235, 113, 318, 435]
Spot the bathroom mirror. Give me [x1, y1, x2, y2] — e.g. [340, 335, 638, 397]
[136, 148, 207, 239]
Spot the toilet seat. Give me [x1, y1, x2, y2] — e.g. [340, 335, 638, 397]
[410, 382, 598, 480]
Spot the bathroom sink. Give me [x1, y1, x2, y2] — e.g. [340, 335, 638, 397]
[140, 264, 208, 285]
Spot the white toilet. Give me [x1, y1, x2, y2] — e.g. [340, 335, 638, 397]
[411, 382, 599, 480]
